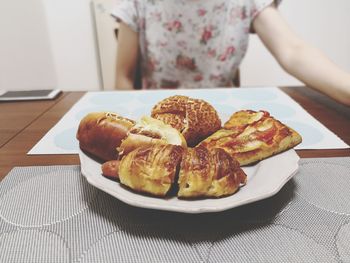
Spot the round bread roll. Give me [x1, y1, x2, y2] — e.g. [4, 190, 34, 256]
[178, 146, 247, 198]
[151, 95, 221, 146]
[76, 112, 135, 161]
[118, 144, 184, 196]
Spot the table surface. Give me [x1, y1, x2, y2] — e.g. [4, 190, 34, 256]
[0, 86, 349, 181]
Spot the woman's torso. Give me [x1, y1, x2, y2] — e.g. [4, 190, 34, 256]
[135, 0, 255, 89]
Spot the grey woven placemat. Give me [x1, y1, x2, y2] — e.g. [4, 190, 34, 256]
[0, 157, 350, 263]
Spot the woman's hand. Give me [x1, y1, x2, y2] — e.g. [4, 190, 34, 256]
[253, 4, 350, 106]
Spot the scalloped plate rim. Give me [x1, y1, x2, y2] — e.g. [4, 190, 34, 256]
[79, 149, 299, 213]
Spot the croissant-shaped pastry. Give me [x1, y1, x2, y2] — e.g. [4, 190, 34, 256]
[178, 146, 247, 198]
[118, 144, 184, 196]
[103, 145, 246, 198]
[151, 95, 221, 146]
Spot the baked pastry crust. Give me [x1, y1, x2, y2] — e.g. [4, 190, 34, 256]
[76, 112, 135, 161]
[178, 146, 246, 198]
[200, 110, 302, 166]
[118, 144, 184, 196]
[151, 95, 221, 146]
[118, 116, 187, 156]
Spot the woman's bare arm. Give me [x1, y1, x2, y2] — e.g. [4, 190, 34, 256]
[115, 22, 139, 90]
[253, 5, 350, 106]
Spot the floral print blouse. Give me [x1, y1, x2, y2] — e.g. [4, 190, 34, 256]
[112, 0, 281, 89]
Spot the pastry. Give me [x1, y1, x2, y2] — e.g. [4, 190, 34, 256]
[178, 146, 247, 198]
[76, 112, 135, 161]
[118, 115, 187, 156]
[151, 95, 221, 146]
[200, 110, 302, 165]
[118, 144, 184, 196]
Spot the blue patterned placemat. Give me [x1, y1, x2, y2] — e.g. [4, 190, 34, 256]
[29, 88, 348, 155]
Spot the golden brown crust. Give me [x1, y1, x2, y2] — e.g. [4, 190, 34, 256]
[151, 95, 221, 146]
[224, 110, 268, 130]
[200, 110, 302, 166]
[118, 116, 187, 156]
[118, 144, 184, 196]
[76, 112, 135, 161]
[178, 146, 247, 198]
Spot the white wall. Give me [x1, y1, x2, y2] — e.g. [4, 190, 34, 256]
[42, 0, 101, 90]
[241, 0, 350, 86]
[0, 0, 56, 91]
[0, 0, 101, 91]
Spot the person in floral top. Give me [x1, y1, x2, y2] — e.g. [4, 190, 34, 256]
[112, 0, 350, 106]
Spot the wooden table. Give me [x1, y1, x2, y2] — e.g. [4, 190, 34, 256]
[0, 87, 349, 181]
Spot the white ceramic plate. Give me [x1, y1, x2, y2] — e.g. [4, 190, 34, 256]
[79, 149, 299, 214]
